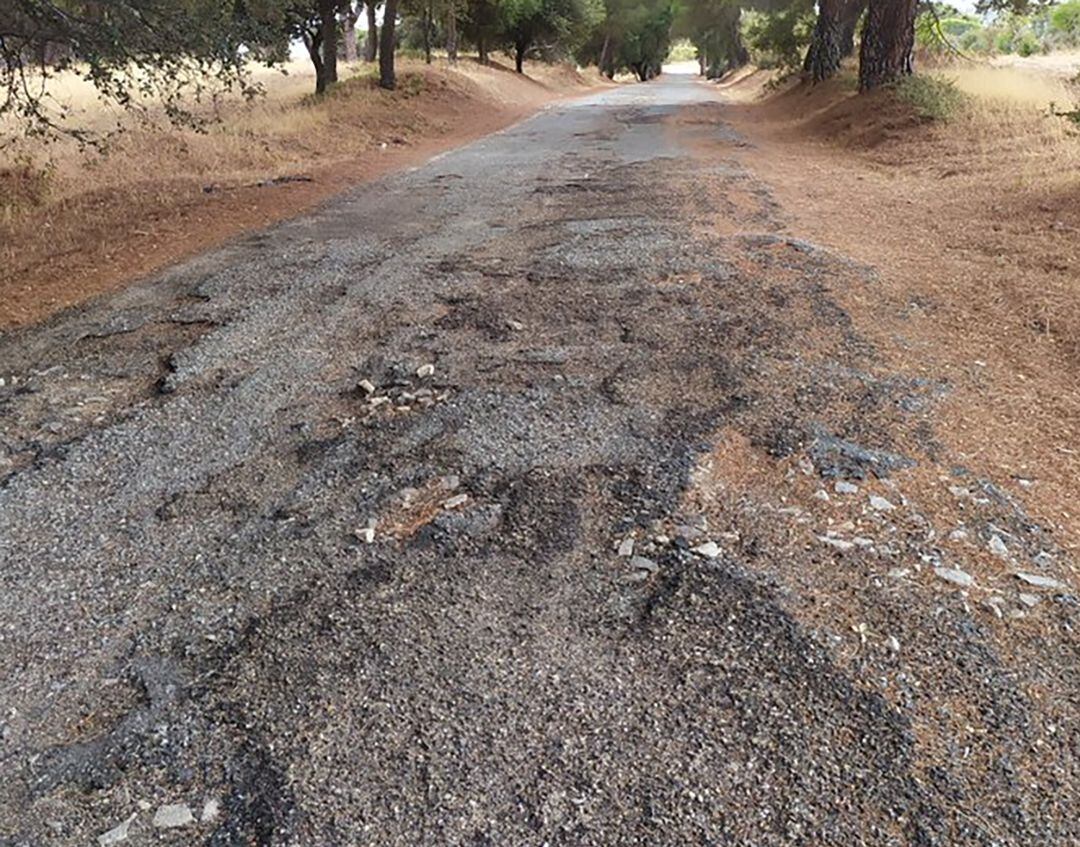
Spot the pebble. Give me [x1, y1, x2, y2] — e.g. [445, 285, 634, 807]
[888, 568, 910, 579]
[887, 635, 901, 652]
[617, 537, 635, 557]
[834, 481, 858, 495]
[201, 797, 221, 823]
[153, 804, 194, 829]
[812, 490, 830, 502]
[653, 534, 670, 545]
[691, 541, 721, 559]
[507, 319, 525, 331]
[818, 536, 854, 551]
[98, 815, 137, 846]
[441, 474, 461, 491]
[988, 535, 1010, 558]
[868, 495, 895, 511]
[358, 379, 376, 394]
[949, 528, 968, 542]
[357, 526, 375, 544]
[934, 567, 974, 587]
[1018, 593, 1041, 608]
[675, 524, 703, 543]
[443, 493, 469, 510]
[1015, 572, 1066, 590]
[416, 363, 436, 378]
[630, 555, 659, 575]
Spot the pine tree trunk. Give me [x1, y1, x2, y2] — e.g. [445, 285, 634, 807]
[344, 6, 359, 63]
[840, 0, 864, 56]
[364, 1, 378, 62]
[423, 5, 432, 64]
[805, 0, 845, 82]
[515, 40, 526, 73]
[319, 0, 338, 85]
[446, 4, 458, 63]
[859, 0, 917, 90]
[379, 0, 398, 89]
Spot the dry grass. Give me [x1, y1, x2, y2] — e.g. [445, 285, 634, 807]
[0, 57, 601, 327]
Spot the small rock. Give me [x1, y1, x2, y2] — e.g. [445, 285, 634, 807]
[797, 457, 814, 475]
[1017, 478, 1034, 489]
[201, 798, 221, 823]
[1015, 572, 1067, 590]
[948, 485, 970, 498]
[630, 555, 658, 575]
[507, 319, 525, 331]
[949, 528, 969, 542]
[691, 541, 721, 559]
[357, 526, 375, 544]
[675, 524, 704, 543]
[98, 815, 137, 846]
[357, 379, 376, 394]
[1018, 593, 1041, 608]
[886, 635, 901, 652]
[834, 481, 858, 495]
[653, 534, 670, 545]
[441, 474, 461, 491]
[153, 804, 194, 829]
[416, 363, 436, 378]
[853, 537, 875, 547]
[443, 493, 469, 510]
[988, 535, 1010, 558]
[868, 495, 895, 512]
[888, 568, 910, 579]
[934, 567, 973, 587]
[818, 536, 854, 551]
[812, 489, 830, 502]
[617, 537, 635, 557]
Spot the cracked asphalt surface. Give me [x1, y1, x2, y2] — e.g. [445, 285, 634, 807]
[1, 75, 1077, 846]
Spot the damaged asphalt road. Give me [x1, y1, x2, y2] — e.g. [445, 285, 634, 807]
[0, 76, 1077, 846]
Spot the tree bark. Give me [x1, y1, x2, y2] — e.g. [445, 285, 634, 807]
[478, 34, 488, 65]
[364, 1, 378, 62]
[446, 3, 458, 63]
[805, 0, 864, 82]
[318, 0, 339, 86]
[598, 31, 612, 77]
[344, 3, 359, 63]
[379, 0, 398, 89]
[305, 30, 328, 95]
[514, 40, 526, 73]
[859, 0, 917, 90]
[423, 4, 432, 64]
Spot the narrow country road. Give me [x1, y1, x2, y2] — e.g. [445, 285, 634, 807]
[1, 75, 1076, 846]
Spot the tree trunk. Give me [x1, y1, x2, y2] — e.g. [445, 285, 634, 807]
[423, 4, 432, 64]
[344, 4, 359, 63]
[698, 47, 706, 77]
[858, 0, 917, 90]
[318, 0, 339, 86]
[478, 34, 488, 65]
[599, 32, 612, 77]
[305, 31, 328, 95]
[840, 0, 864, 57]
[805, 0, 864, 82]
[364, 1, 378, 62]
[514, 40, 526, 73]
[446, 4, 458, 63]
[379, 0, 398, 89]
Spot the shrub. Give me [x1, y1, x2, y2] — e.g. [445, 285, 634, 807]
[893, 75, 968, 121]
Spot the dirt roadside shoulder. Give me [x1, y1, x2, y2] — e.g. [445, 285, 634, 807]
[706, 74, 1079, 571]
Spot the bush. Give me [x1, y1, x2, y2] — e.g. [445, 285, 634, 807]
[893, 75, 968, 120]
[1050, 1, 1080, 39]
